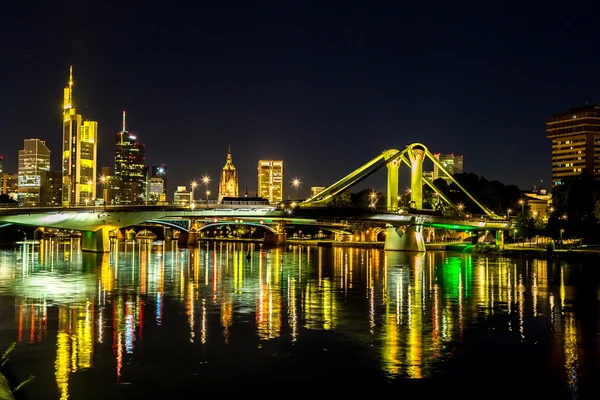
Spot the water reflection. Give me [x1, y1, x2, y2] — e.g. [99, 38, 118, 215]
[0, 239, 598, 398]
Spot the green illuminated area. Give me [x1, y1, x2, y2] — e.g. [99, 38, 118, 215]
[426, 222, 480, 231]
[437, 256, 473, 300]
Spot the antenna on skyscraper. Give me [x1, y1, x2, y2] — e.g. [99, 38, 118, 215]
[122, 110, 127, 132]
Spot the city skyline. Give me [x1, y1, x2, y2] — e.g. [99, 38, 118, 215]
[3, 3, 600, 195]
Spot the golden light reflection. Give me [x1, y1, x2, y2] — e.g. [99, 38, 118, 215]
[0, 240, 594, 391]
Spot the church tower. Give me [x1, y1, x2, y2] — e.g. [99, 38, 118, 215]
[218, 146, 238, 202]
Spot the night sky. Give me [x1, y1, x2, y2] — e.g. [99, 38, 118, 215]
[2, 1, 600, 198]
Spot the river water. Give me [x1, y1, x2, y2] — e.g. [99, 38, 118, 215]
[0, 239, 598, 399]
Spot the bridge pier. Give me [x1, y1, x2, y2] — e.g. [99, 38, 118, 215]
[82, 227, 111, 253]
[264, 232, 286, 246]
[495, 230, 504, 247]
[384, 224, 426, 252]
[408, 146, 425, 210]
[386, 158, 400, 210]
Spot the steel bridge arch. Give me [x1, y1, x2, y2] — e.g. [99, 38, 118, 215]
[301, 142, 500, 219]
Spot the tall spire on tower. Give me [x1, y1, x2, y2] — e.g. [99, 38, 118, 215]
[63, 66, 75, 118]
[122, 110, 127, 132]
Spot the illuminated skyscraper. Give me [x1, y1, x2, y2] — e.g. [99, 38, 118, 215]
[218, 146, 238, 202]
[18, 139, 50, 206]
[149, 165, 167, 203]
[432, 153, 463, 181]
[258, 160, 283, 204]
[115, 111, 146, 204]
[547, 104, 600, 186]
[61, 66, 98, 205]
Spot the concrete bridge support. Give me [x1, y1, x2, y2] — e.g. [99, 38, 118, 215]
[408, 146, 425, 210]
[386, 158, 400, 210]
[264, 232, 286, 246]
[495, 230, 504, 247]
[384, 224, 426, 252]
[82, 227, 111, 253]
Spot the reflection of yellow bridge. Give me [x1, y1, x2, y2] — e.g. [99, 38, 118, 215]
[0, 143, 506, 252]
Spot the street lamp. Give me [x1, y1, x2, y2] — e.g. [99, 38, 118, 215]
[518, 199, 525, 213]
[560, 228, 565, 248]
[100, 176, 107, 209]
[457, 203, 464, 215]
[202, 176, 210, 205]
[370, 191, 377, 209]
[88, 180, 93, 206]
[507, 208, 512, 220]
[292, 178, 300, 199]
[191, 181, 198, 205]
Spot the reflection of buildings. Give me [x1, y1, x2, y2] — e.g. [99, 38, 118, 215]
[0, 239, 594, 396]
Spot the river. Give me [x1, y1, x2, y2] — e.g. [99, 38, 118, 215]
[0, 238, 598, 399]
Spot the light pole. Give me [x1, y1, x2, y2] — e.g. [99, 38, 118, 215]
[507, 208, 511, 220]
[202, 176, 210, 206]
[100, 176, 107, 210]
[518, 199, 525, 213]
[370, 191, 377, 209]
[191, 181, 198, 206]
[560, 228, 565, 248]
[88, 180, 93, 206]
[292, 178, 300, 200]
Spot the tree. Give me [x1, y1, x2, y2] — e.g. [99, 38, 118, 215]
[328, 190, 353, 208]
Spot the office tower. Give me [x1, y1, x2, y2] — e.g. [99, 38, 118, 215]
[310, 186, 326, 197]
[17, 139, 51, 206]
[2, 174, 18, 199]
[218, 146, 238, 202]
[432, 153, 464, 181]
[258, 160, 283, 204]
[546, 104, 600, 186]
[151, 164, 168, 194]
[173, 186, 191, 206]
[61, 66, 98, 205]
[114, 111, 145, 204]
[40, 171, 63, 206]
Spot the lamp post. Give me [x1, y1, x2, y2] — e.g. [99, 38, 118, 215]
[560, 228, 565, 248]
[88, 180, 93, 206]
[507, 208, 511, 220]
[292, 178, 300, 200]
[202, 176, 210, 206]
[100, 176, 107, 210]
[370, 191, 377, 209]
[518, 199, 525, 213]
[191, 181, 198, 206]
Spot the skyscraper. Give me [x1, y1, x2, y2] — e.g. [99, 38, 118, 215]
[218, 147, 238, 202]
[114, 111, 146, 204]
[432, 153, 464, 181]
[61, 66, 98, 205]
[149, 165, 168, 203]
[18, 139, 50, 206]
[258, 160, 283, 204]
[546, 104, 600, 186]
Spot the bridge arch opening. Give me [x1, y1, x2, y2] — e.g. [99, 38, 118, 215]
[199, 221, 278, 239]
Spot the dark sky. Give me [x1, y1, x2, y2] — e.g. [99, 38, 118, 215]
[1, 1, 600, 198]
